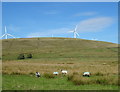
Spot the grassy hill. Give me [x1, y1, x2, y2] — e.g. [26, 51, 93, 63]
[2, 37, 118, 61]
[2, 37, 118, 90]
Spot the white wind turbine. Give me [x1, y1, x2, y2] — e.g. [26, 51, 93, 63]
[1, 26, 15, 39]
[92, 38, 97, 41]
[69, 25, 79, 38]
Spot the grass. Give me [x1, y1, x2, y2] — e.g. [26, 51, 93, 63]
[2, 60, 118, 75]
[2, 38, 118, 61]
[2, 74, 118, 90]
[1, 37, 119, 90]
[67, 74, 118, 85]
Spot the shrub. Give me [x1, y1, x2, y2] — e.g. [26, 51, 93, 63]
[27, 53, 32, 58]
[17, 54, 25, 59]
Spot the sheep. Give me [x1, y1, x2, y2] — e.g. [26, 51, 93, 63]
[53, 72, 59, 75]
[61, 70, 67, 75]
[83, 72, 90, 77]
[35, 72, 40, 78]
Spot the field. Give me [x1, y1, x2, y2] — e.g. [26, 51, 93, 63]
[3, 75, 118, 90]
[2, 37, 118, 90]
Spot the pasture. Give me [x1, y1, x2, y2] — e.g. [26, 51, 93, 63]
[3, 75, 118, 90]
[2, 38, 118, 90]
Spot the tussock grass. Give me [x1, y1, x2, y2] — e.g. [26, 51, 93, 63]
[94, 72, 104, 76]
[2, 59, 118, 75]
[67, 74, 118, 85]
[44, 73, 55, 79]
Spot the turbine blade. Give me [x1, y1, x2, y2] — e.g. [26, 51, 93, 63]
[75, 25, 78, 31]
[7, 34, 15, 38]
[75, 32, 79, 36]
[5, 26, 7, 34]
[1, 34, 6, 38]
[68, 30, 74, 33]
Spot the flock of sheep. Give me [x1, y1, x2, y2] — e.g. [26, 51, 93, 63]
[36, 70, 90, 78]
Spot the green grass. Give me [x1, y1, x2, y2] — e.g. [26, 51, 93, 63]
[2, 38, 118, 90]
[2, 38, 118, 61]
[2, 74, 118, 90]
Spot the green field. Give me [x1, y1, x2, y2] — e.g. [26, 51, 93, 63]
[3, 75, 118, 90]
[2, 37, 118, 90]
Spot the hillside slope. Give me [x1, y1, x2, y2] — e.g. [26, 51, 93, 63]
[2, 37, 118, 61]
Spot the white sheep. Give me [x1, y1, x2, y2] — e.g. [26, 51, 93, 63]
[53, 72, 59, 75]
[83, 72, 90, 77]
[61, 70, 67, 74]
[35, 72, 40, 78]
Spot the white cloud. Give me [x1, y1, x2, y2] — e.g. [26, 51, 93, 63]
[77, 17, 113, 33]
[74, 12, 97, 17]
[27, 16, 114, 38]
[27, 28, 70, 38]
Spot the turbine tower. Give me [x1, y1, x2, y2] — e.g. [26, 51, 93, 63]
[1, 26, 15, 39]
[69, 25, 79, 38]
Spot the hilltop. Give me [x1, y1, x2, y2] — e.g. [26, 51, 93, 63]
[2, 37, 118, 61]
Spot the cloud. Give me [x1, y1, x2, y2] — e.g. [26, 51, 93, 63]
[74, 12, 97, 17]
[27, 28, 70, 38]
[27, 16, 114, 38]
[77, 17, 113, 33]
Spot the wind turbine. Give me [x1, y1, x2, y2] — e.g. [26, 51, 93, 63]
[92, 38, 97, 41]
[69, 25, 79, 38]
[1, 26, 15, 39]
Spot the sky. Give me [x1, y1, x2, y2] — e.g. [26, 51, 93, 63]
[2, 2, 118, 43]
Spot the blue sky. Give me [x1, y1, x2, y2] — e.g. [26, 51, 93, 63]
[2, 2, 118, 43]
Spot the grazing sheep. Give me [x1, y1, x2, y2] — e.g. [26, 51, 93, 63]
[83, 72, 90, 77]
[53, 72, 59, 75]
[35, 72, 40, 78]
[61, 70, 67, 74]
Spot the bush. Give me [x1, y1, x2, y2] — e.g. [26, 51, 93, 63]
[27, 53, 32, 58]
[17, 54, 25, 59]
